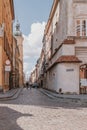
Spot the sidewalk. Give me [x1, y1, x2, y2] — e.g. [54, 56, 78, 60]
[40, 88, 87, 101]
[0, 87, 23, 100]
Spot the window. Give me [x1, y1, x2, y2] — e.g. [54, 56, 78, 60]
[76, 20, 80, 36]
[51, 35, 53, 55]
[82, 20, 86, 36]
[76, 19, 87, 36]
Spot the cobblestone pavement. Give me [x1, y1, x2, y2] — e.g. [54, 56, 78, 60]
[0, 88, 87, 130]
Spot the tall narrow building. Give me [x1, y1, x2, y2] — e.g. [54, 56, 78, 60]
[0, 0, 14, 92]
[14, 20, 24, 87]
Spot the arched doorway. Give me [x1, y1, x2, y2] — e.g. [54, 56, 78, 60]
[80, 64, 87, 94]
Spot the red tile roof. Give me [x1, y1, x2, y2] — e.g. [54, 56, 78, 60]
[47, 55, 81, 71]
[63, 39, 75, 44]
[56, 55, 81, 63]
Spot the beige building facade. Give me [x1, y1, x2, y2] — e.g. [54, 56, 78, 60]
[40, 0, 87, 94]
[14, 21, 24, 87]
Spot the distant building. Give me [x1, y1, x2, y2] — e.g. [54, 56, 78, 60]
[0, 0, 15, 92]
[30, 69, 37, 84]
[14, 20, 24, 87]
[13, 37, 20, 88]
[36, 49, 45, 88]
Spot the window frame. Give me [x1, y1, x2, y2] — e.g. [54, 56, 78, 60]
[75, 19, 87, 37]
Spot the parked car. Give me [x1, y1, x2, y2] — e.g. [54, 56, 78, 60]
[32, 82, 39, 88]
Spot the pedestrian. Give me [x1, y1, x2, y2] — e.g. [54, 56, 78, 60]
[29, 83, 32, 90]
[26, 82, 29, 89]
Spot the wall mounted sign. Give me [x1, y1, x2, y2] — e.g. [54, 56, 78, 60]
[5, 60, 10, 65]
[5, 65, 11, 72]
[66, 69, 74, 72]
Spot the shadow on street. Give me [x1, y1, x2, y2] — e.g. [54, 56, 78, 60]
[0, 106, 33, 130]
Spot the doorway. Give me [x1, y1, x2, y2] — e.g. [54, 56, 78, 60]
[80, 64, 87, 94]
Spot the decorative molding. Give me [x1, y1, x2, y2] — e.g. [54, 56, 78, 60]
[73, 0, 87, 3]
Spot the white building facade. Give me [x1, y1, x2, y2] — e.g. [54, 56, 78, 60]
[43, 0, 87, 94]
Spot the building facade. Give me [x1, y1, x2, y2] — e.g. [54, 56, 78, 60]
[29, 69, 37, 84]
[14, 21, 24, 87]
[0, 0, 14, 92]
[13, 37, 20, 88]
[42, 0, 87, 94]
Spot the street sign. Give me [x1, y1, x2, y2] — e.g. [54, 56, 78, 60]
[5, 65, 11, 72]
[5, 59, 10, 65]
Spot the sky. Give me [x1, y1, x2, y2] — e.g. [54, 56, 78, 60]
[14, 0, 53, 79]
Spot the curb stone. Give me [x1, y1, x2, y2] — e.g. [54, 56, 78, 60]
[39, 88, 87, 103]
[0, 87, 23, 101]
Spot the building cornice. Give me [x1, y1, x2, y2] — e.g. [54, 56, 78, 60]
[9, 0, 15, 20]
[73, 0, 87, 3]
[45, 0, 59, 35]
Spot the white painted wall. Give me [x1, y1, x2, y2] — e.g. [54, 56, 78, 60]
[55, 0, 68, 49]
[57, 63, 80, 94]
[49, 44, 75, 67]
[49, 46, 62, 67]
[47, 63, 79, 94]
[67, 0, 74, 36]
[74, 2, 87, 18]
[47, 66, 58, 91]
[62, 45, 75, 55]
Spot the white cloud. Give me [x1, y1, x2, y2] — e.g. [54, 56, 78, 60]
[23, 22, 46, 77]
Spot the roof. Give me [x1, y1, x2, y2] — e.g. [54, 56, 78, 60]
[56, 56, 81, 63]
[47, 55, 81, 71]
[63, 39, 75, 44]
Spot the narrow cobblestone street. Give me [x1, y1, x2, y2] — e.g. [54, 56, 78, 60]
[0, 88, 87, 130]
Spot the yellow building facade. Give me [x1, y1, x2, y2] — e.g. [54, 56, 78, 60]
[0, 0, 14, 92]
